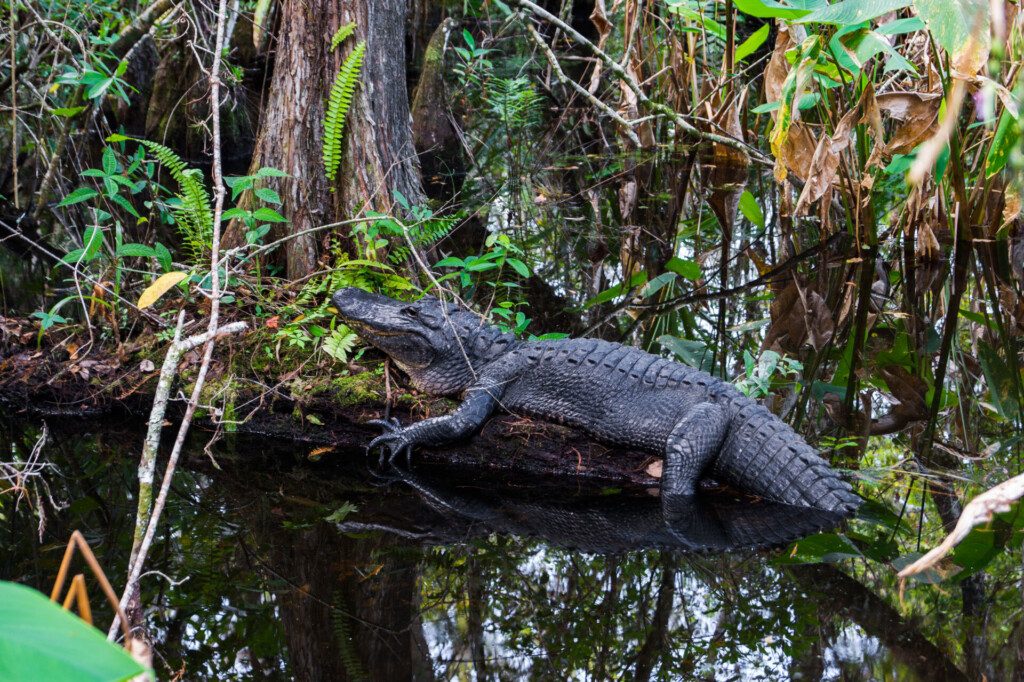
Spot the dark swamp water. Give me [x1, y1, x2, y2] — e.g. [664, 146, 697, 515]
[0, 416, 1010, 682]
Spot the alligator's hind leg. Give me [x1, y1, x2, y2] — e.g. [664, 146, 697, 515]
[662, 403, 729, 515]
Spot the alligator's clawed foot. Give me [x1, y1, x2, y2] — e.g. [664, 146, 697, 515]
[367, 418, 414, 466]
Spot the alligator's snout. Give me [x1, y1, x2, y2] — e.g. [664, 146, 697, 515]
[331, 288, 402, 327]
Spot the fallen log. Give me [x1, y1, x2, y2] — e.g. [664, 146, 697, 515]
[0, 335, 661, 489]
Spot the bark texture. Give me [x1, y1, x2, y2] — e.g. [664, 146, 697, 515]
[244, 0, 424, 278]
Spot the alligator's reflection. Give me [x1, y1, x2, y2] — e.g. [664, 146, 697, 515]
[337, 468, 846, 553]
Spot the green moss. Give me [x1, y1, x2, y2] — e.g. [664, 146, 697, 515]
[329, 370, 383, 407]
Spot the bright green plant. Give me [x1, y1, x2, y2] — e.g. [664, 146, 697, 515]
[0, 581, 147, 681]
[222, 167, 290, 248]
[323, 24, 366, 185]
[735, 350, 804, 398]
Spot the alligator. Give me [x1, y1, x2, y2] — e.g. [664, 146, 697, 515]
[331, 287, 862, 516]
[363, 469, 849, 553]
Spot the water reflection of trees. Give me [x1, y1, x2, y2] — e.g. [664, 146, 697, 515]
[3, 420, 1021, 680]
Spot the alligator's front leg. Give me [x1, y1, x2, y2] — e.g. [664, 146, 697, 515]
[368, 384, 503, 465]
[661, 403, 730, 517]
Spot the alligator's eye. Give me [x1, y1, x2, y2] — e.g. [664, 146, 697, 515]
[402, 305, 419, 318]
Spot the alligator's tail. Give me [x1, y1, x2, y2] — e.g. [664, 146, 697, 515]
[712, 400, 862, 515]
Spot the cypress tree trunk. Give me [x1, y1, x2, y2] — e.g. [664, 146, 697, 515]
[242, 0, 424, 279]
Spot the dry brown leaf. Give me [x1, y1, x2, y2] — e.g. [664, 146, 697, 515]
[879, 365, 927, 415]
[795, 84, 882, 214]
[763, 280, 835, 354]
[917, 222, 942, 260]
[588, 0, 613, 93]
[1001, 184, 1021, 233]
[876, 91, 942, 155]
[765, 23, 801, 104]
[138, 271, 189, 309]
[778, 122, 818, 181]
[909, 81, 966, 185]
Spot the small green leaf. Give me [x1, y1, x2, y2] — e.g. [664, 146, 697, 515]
[986, 111, 1019, 177]
[82, 227, 104, 262]
[252, 207, 288, 223]
[325, 501, 358, 523]
[734, 0, 810, 19]
[0, 581, 147, 681]
[254, 187, 282, 205]
[507, 258, 531, 278]
[51, 106, 87, 117]
[255, 166, 288, 178]
[665, 257, 702, 280]
[739, 190, 765, 229]
[735, 23, 770, 62]
[154, 242, 172, 272]
[117, 243, 156, 258]
[58, 187, 99, 207]
[799, 0, 911, 26]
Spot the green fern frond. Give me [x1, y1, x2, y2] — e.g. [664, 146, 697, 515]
[139, 139, 213, 259]
[322, 41, 366, 186]
[329, 22, 356, 52]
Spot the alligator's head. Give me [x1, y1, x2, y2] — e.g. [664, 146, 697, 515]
[331, 288, 515, 395]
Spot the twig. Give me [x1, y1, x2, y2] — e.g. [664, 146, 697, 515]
[898, 472, 1024, 579]
[9, 0, 19, 209]
[512, 0, 769, 164]
[110, 0, 237, 639]
[522, 21, 641, 147]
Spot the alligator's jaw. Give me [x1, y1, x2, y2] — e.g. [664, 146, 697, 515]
[332, 287, 408, 336]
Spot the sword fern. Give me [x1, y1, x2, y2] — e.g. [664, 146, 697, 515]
[138, 139, 213, 259]
[323, 24, 365, 187]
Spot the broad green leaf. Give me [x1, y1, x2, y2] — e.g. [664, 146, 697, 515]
[734, 0, 811, 19]
[102, 147, 117, 175]
[0, 581, 146, 682]
[154, 242, 172, 272]
[751, 92, 821, 113]
[913, 0, 990, 72]
[877, 16, 925, 35]
[799, 0, 910, 26]
[82, 226, 104, 262]
[665, 257, 702, 280]
[252, 207, 288, 223]
[978, 342, 1020, 421]
[51, 106, 87, 117]
[58, 187, 98, 207]
[59, 248, 86, 265]
[640, 271, 678, 298]
[986, 112, 1019, 177]
[735, 24, 770, 62]
[835, 28, 917, 73]
[658, 335, 713, 371]
[255, 166, 288, 178]
[739, 190, 765, 228]
[507, 258, 531, 278]
[138, 271, 189, 308]
[434, 256, 465, 268]
[775, 533, 862, 564]
[584, 272, 648, 308]
[117, 243, 156, 258]
[254, 187, 282, 205]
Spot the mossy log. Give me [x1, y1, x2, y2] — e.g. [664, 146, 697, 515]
[0, 327, 660, 489]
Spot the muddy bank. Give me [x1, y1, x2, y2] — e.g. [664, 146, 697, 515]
[0, 317, 661, 489]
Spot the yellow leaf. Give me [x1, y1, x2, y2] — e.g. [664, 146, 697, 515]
[138, 271, 189, 309]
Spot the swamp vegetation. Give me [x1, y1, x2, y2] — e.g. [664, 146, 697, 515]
[1, 0, 1024, 679]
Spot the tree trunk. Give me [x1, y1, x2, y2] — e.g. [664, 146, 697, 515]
[242, 0, 424, 279]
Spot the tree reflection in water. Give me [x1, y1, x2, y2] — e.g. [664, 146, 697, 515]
[0, 419, 1010, 680]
